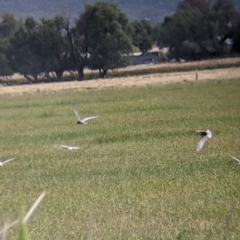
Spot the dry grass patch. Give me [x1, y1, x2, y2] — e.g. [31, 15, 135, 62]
[0, 67, 239, 96]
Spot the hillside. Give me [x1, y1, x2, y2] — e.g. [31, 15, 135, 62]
[0, 0, 191, 24]
[0, 0, 240, 24]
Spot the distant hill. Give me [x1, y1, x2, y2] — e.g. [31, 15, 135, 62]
[0, 0, 184, 24]
[0, 0, 239, 24]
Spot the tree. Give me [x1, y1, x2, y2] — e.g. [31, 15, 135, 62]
[37, 16, 71, 80]
[0, 13, 19, 79]
[212, 0, 238, 45]
[151, 22, 161, 44]
[0, 53, 13, 77]
[62, 12, 90, 81]
[177, 0, 210, 12]
[0, 12, 18, 39]
[232, 13, 240, 53]
[157, 0, 219, 60]
[131, 20, 153, 53]
[157, 15, 182, 58]
[78, 2, 133, 78]
[9, 16, 72, 82]
[10, 17, 45, 82]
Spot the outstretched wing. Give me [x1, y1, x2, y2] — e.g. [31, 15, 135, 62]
[229, 155, 240, 164]
[196, 130, 207, 137]
[82, 116, 98, 123]
[73, 109, 81, 122]
[71, 146, 80, 150]
[197, 136, 208, 152]
[3, 158, 16, 165]
[58, 145, 69, 149]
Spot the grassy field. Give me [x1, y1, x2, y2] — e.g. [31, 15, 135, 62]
[0, 77, 240, 239]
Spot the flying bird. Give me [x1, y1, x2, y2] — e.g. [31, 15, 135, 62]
[0, 158, 16, 166]
[229, 155, 240, 164]
[57, 145, 80, 150]
[73, 108, 98, 124]
[196, 130, 212, 152]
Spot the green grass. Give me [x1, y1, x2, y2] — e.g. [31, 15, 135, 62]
[0, 78, 240, 239]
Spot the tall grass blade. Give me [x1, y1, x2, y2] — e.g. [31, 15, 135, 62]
[22, 191, 46, 224]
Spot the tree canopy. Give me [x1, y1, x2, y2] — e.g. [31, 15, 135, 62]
[78, 2, 133, 78]
[155, 0, 239, 60]
[0, 0, 239, 82]
[131, 20, 153, 53]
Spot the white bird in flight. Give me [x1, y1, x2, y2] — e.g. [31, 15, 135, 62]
[229, 155, 240, 164]
[196, 130, 212, 152]
[73, 108, 98, 124]
[57, 145, 80, 150]
[0, 158, 16, 166]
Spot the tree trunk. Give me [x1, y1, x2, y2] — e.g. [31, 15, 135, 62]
[77, 66, 84, 80]
[23, 74, 34, 83]
[55, 69, 64, 81]
[99, 68, 108, 78]
[99, 69, 103, 78]
[102, 68, 108, 78]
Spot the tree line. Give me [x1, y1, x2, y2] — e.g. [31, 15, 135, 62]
[154, 0, 240, 61]
[0, 0, 239, 83]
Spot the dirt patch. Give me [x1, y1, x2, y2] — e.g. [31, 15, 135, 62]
[0, 67, 239, 96]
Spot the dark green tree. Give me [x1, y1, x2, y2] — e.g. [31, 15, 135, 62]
[212, 0, 238, 44]
[0, 12, 19, 78]
[0, 53, 13, 77]
[151, 22, 161, 44]
[157, 15, 180, 57]
[157, 0, 219, 60]
[78, 2, 133, 78]
[37, 16, 71, 80]
[232, 13, 240, 53]
[10, 17, 44, 82]
[10, 16, 71, 82]
[131, 20, 152, 53]
[62, 14, 89, 81]
[177, 0, 210, 12]
[0, 12, 18, 39]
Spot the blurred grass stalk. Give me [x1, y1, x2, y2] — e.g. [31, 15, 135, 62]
[0, 192, 46, 240]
